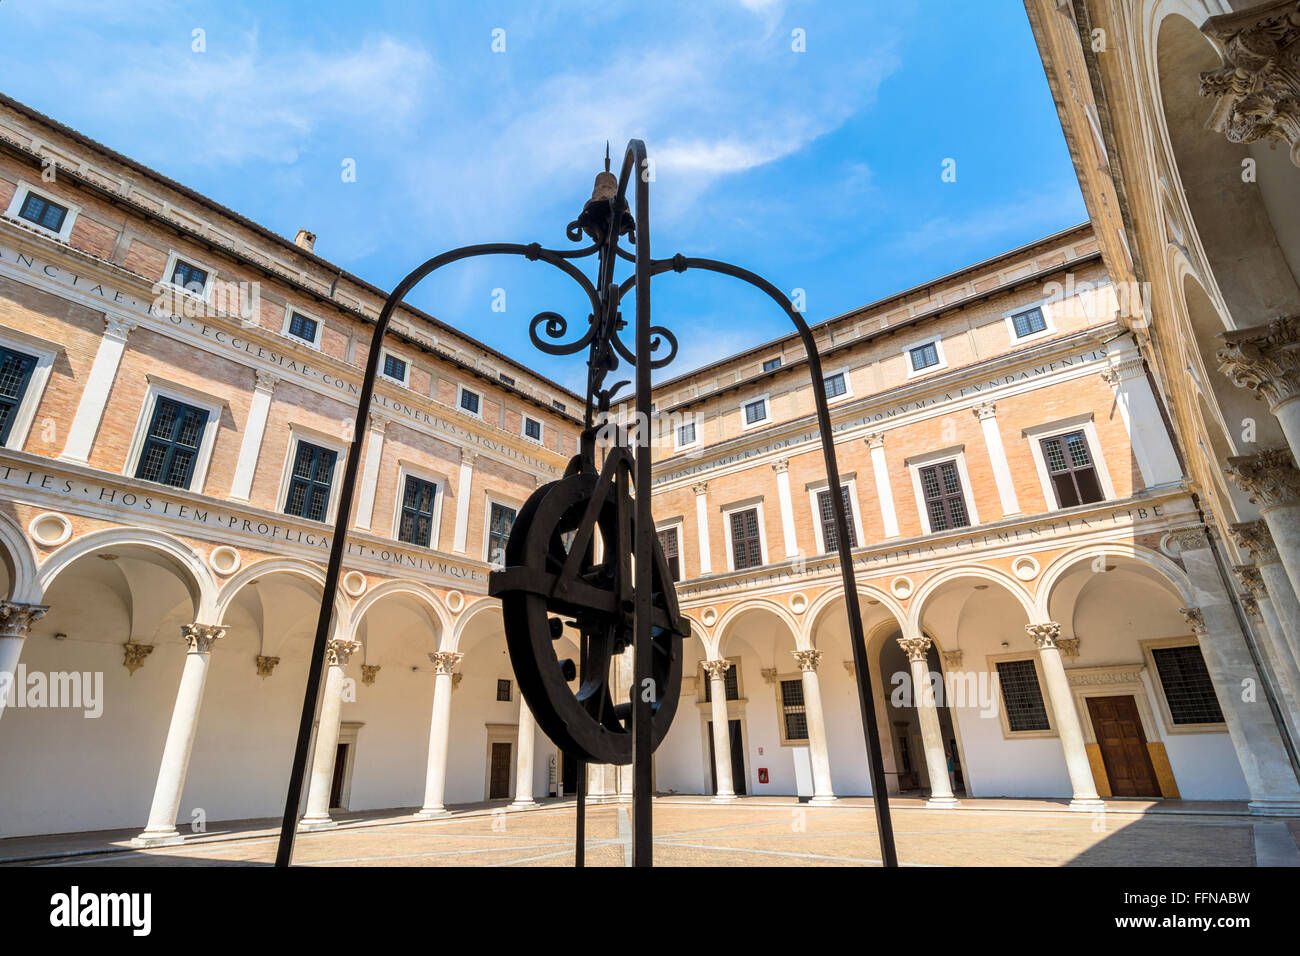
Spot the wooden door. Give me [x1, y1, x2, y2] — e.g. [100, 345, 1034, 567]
[489, 741, 512, 799]
[1086, 695, 1160, 797]
[707, 720, 747, 796]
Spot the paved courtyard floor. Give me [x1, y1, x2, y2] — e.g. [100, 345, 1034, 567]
[4, 796, 1299, 867]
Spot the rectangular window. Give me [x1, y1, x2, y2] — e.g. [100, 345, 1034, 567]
[763, 357, 782, 372]
[1012, 307, 1048, 338]
[552, 399, 566, 412]
[729, 507, 763, 570]
[995, 659, 1051, 732]
[658, 527, 681, 581]
[382, 353, 407, 382]
[498, 373, 515, 387]
[1151, 645, 1225, 725]
[909, 342, 940, 371]
[823, 372, 847, 399]
[781, 678, 809, 741]
[1040, 431, 1104, 507]
[283, 441, 337, 522]
[817, 487, 858, 552]
[678, 422, 696, 446]
[743, 398, 767, 425]
[18, 192, 68, 233]
[398, 475, 438, 547]
[496, 679, 512, 702]
[170, 258, 209, 295]
[134, 396, 210, 489]
[460, 388, 481, 415]
[0, 346, 38, 445]
[919, 460, 969, 532]
[487, 502, 516, 564]
[523, 417, 542, 441]
[702, 663, 739, 701]
[287, 312, 319, 343]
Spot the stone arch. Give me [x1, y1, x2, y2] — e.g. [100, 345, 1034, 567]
[1034, 542, 1196, 623]
[449, 597, 503, 652]
[349, 580, 451, 650]
[713, 597, 801, 657]
[0, 511, 40, 603]
[213, 557, 347, 634]
[804, 584, 906, 650]
[906, 564, 1035, 633]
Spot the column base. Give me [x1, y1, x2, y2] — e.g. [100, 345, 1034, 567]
[508, 799, 538, 810]
[297, 816, 337, 832]
[924, 796, 961, 809]
[1248, 800, 1300, 817]
[711, 793, 738, 803]
[808, 794, 839, 805]
[130, 830, 183, 848]
[414, 807, 448, 819]
[1068, 797, 1106, 811]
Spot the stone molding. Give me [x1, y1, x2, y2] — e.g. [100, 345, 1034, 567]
[255, 655, 280, 679]
[941, 649, 964, 669]
[760, 667, 778, 684]
[123, 641, 154, 675]
[361, 664, 380, 686]
[1066, 665, 1145, 688]
[1168, 528, 1208, 554]
[1180, 607, 1208, 637]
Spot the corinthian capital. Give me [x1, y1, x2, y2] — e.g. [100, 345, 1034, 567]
[1233, 565, 1268, 597]
[181, 623, 226, 653]
[1025, 622, 1061, 649]
[897, 635, 932, 662]
[325, 638, 362, 667]
[1180, 607, 1208, 637]
[701, 658, 731, 680]
[1229, 520, 1280, 564]
[1224, 447, 1300, 508]
[1216, 316, 1300, 408]
[792, 648, 823, 672]
[429, 651, 463, 675]
[0, 601, 48, 639]
[771, 458, 790, 475]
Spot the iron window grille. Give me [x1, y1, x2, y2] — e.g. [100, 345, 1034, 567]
[0, 346, 38, 445]
[1011, 307, 1048, 337]
[496, 679, 512, 702]
[781, 678, 809, 741]
[729, 507, 763, 570]
[524, 417, 542, 441]
[743, 398, 767, 425]
[287, 312, 319, 343]
[283, 441, 337, 522]
[134, 396, 209, 489]
[909, 342, 940, 371]
[995, 659, 1051, 732]
[823, 372, 847, 399]
[678, 421, 696, 445]
[170, 259, 209, 295]
[461, 388, 481, 415]
[1151, 645, 1225, 725]
[382, 354, 407, 382]
[498, 373, 515, 386]
[17, 192, 68, 232]
[919, 460, 969, 531]
[487, 502, 516, 564]
[817, 486, 858, 552]
[398, 475, 438, 547]
[1040, 431, 1104, 507]
[657, 526, 680, 581]
[762, 357, 782, 372]
[552, 399, 566, 412]
[702, 662, 739, 701]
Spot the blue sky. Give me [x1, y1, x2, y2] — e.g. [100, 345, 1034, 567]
[0, 0, 1085, 392]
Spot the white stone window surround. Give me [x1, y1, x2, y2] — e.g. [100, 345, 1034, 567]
[0, 326, 60, 451]
[739, 392, 772, 431]
[820, 364, 854, 403]
[380, 349, 411, 387]
[3, 180, 81, 243]
[720, 496, 771, 572]
[1001, 295, 1059, 345]
[457, 384, 483, 419]
[521, 413, 544, 445]
[773, 672, 810, 747]
[674, 415, 700, 451]
[1139, 637, 1229, 736]
[123, 376, 227, 494]
[1021, 413, 1116, 511]
[160, 249, 218, 304]
[656, 516, 686, 581]
[280, 303, 324, 349]
[483, 492, 524, 566]
[391, 461, 448, 550]
[805, 473, 866, 555]
[274, 423, 349, 524]
[904, 333, 948, 379]
[986, 651, 1059, 740]
[904, 444, 981, 534]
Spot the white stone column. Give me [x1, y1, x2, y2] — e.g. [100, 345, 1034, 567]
[228, 370, 278, 501]
[1100, 335, 1183, 488]
[0, 602, 48, 723]
[865, 433, 900, 538]
[1224, 448, 1300, 601]
[510, 698, 538, 809]
[60, 314, 135, 464]
[693, 481, 712, 574]
[773, 458, 799, 559]
[897, 634, 958, 808]
[417, 650, 462, 817]
[1218, 316, 1300, 467]
[971, 402, 1020, 517]
[353, 412, 389, 531]
[1231, 523, 1300, 675]
[792, 649, 836, 804]
[452, 450, 476, 554]
[1026, 622, 1103, 809]
[299, 638, 361, 831]
[132, 623, 226, 846]
[1234, 571, 1300, 741]
[702, 658, 735, 800]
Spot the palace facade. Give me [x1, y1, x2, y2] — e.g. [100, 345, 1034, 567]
[0, 76, 1296, 844]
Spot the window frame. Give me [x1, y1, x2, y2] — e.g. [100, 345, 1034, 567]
[458, 385, 483, 419]
[806, 476, 866, 554]
[698, 656, 743, 704]
[380, 350, 410, 387]
[276, 426, 347, 524]
[820, 366, 852, 403]
[123, 378, 224, 493]
[1022, 414, 1116, 511]
[281, 305, 324, 349]
[740, 393, 771, 431]
[1140, 637, 1228, 735]
[4, 181, 80, 242]
[1003, 301, 1055, 342]
[521, 414, 544, 445]
[904, 335, 947, 378]
[762, 357, 783, 373]
[674, 418, 699, 451]
[905, 446, 980, 534]
[0, 329, 59, 451]
[987, 652, 1057, 740]
[721, 498, 769, 572]
[656, 518, 685, 582]
[391, 464, 445, 550]
[775, 673, 811, 746]
[160, 250, 217, 303]
[483, 494, 522, 567]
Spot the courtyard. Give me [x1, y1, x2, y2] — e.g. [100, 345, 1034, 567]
[5, 798, 1298, 868]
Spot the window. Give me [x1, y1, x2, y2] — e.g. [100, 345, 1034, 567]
[823, 372, 847, 399]
[658, 526, 681, 581]
[460, 387, 481, 416]
[729, 507, 763, 570]
[523, 417, 542, 442]
[1151, 645, 1225, 725]
[909, 342, 940, 371]
[919, 460, 969, 531]
[496, 679, 512, 702]
[677, 421, 696, 446]
[133, 397, 209, 489]
[0, 346, 38, 446]
[18, 192, 68, 233]
[1040, 431, 1104, 507]
[702, 662, 739, 701]
[170, 258, 209, 295]
[487, 502, 516, 564]
[743, 398, 767, 426]
[780, 679, 809, 741]
[995, 659, 1051, 732]
[499, 373, 515, 387]
[1011, 307, 1048, 338]
[552, 399, 566, 412]
[763, 357, 782, 372]
[397, 475, 438, 547]
[817, 487, 858, 552]
[287, 312, 319, 344]
[283, 441, 337, 522]
[382, 353, 408, 383]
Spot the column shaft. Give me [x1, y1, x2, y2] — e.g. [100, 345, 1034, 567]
[773, 461, 799, 559]
[417, 652, 460, 816]
[703, 660, 735, 800]
[694, 483, 712, 574]
[866, 434, 900, 538]
[1027, 623, 1102, 808]
[61, 315, 134, 464]
[229, 372, 278, 501]
[510, 699, 538, 808]
[899, 636, 958, 807]
[300, 639, 360, 830]
[353, 414, 388, 531]
[794, 650, 836, 803]
[0, 602, 49, 723]
[453, 453, 475, 554]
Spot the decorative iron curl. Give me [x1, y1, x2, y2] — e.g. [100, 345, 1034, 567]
[610, 321, 679, 370]
[530, 310, 597, 356]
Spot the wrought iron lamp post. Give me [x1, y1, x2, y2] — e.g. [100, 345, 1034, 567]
[274, 140, 898, 868]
